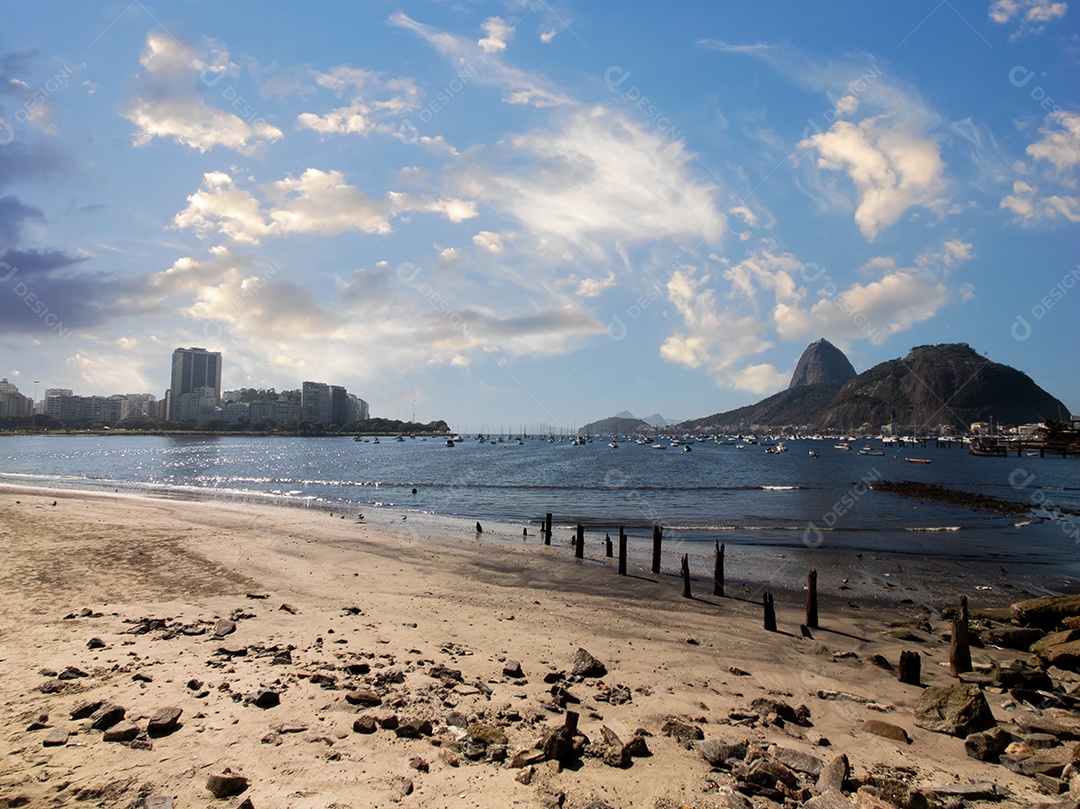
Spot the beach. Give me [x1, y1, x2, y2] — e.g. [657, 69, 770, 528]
[0, 485, 1074, 808]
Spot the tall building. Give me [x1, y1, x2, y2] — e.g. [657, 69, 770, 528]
[168, 348, 221, 422]
[301, 381, 331, 423]
[0, 379, 32, 417]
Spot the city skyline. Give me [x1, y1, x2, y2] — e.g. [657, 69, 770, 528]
[0, 3, 1077, 430]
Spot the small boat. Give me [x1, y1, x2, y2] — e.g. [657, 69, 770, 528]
[905, 458, 931, 464]
[651, 443, 667, 449]
[858, 445, 885, 456]
[834, 442, 851, 451]
[969, 442, 1008, 457]
[372, 438, 379, 444]
[608, 441, 618, 448]
[446, 439, 455, 447]
[808, 450, 819, 458]
[682, 444, 692, 452]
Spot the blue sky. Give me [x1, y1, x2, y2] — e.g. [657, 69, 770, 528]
[1, 1, 1077, 431]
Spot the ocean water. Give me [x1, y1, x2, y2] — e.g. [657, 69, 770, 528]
[2, 434, 1078, 581]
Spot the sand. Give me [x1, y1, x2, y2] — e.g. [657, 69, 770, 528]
[0, 485, 1066, 808]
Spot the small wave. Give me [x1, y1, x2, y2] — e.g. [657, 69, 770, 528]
[760, 485, 800, 491]
[903, 526, 961, 532]
[1015, 519, 1032, 528]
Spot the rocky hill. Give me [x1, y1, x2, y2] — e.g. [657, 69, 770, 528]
[680, 342, 1070, 432]
[789, 338, 857, 389]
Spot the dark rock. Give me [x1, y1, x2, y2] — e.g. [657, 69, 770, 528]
[213, 618, 236, 637]
[816, 753, 849, 793]
[571, 648, 607, 678]
[395, 719, 432, 739]
[245, 688, 280, 708]
[662, 718, 704, 748]
[510, 748, 546, 768]
[343, 662, 369, 676]
[376, 713, 399, 730]
[89, 703, 126, 731]
[964, 727, 1011, 761]
[1001, 743, 1080, 776]
[58, 666, 88, 680]
[352, 715, 377, 734]
[42, 727, 69, 747]
[460, 739, 487, 760]
[102, 720, 140, 742]
[772, 746, 824, 775]
[408, 756, 429, 773]
[803, 789, 853, 808]
[345, 688, 382, 706]
[789, 338, 857, 389]
[697, 737, 748, 767]
[70, 700, 103, 720]
[26, 715, 49, 731]
[913, 683, 996, 737]
[503, 660, 524, 678]
[186, 679, 203, 691]
[860, 719, 911, 744]
[1014, 713, 1080, 740]
[624, 734, 652, 758]
[217, 643, 248, 657]
[750, 698, 811, 726]
[87, 637, 106, 649]
[427, 663, 462, 683]
[982, 626, 1044, 649]
[205, 771, 249, 799]
[146, 706, 182, 736]
[543, 670, 565, 684]
[868, 655, 894, 671]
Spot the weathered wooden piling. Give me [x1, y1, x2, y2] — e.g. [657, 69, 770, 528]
[618, 527, 627, 576]
[681, 554, 691, 598]
[544, 513, 552, 545]
[605, 533, 613, 558]
[714, 541, 724, 597]
[950, 596, 972, 677]
[651, 525, 662, 574]
[806, 568, 819, 629]
[763, 591, 776, 632]
[575, 524, 584, 559]
[898, 650, 921, 685]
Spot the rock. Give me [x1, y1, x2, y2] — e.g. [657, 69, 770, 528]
[146, 706, 182, 736]
[42, 727, 69, 747]
[916, 781, 1004, 801]
[26, 715, 49, 731]
[1001, 743, 1080, 776]
[346, 688, 382, 706]
[376, 713, 399, 730]
[888, 628, 924, 642]
[1038, 639, 1080, 671]
[964, 727, 1012, 761]
[352, 715, 377, 734]
[217, 643, 248, 657]
[408, 756, 429, 773]
[102, 720, 140, 742]
[697, 737, 748, 767]
[868, 655, 894, 671]
[817, 753, 850, 793]
[1013, 594, 1080, 628]
[439, 748, 460, 767]
[751, 698, 812, 726]
[773, 746, 824, 776]
[983, 626, 1045, 649]
[87, 637, 106, 649]
[206, 770, 249, 798]
[70, 700, 103, 720]
[860, 719, 911, 744]
[913, 683, 996, 737]
[503, 660, 524, 678]
[88, 703, 126, 731]
[1014, 713, 1080, 740]
[460, 739, 487, 760]
[510, 748, 546, 768]
[571, 648, 607, 678]
[852, 787, 901, 808]
[395, 719, 432, 738]
[143, 797, 174, 809]
[624, 734, 651, 758]
[467, 723, 508, 747]
[245, 688, 280, 708]
[213, 618, 236, 637]
[804, 789, 854, 809]
[662, 718, 704, 748]
[58, 665, 88, 680]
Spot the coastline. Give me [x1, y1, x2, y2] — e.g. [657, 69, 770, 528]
[0, 485, 1069, 807]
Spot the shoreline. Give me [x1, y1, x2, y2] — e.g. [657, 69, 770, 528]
[0, 485, 1073, 807]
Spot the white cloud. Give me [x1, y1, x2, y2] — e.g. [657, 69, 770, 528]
[1026, 110, 1080, 174]
[478, 17, 514, 54]
[1001, 180, 1080, 225]
[174, 169, 478, 244]
[450, 107, 725, 258]
[573, 270, 617, 298]
[297, 66, 420, 137]
[540, 30, 558, 43]
[990, 0, 1068, 32]
[730, 363, 789, 394]
[473, 231, 505, 252]
[126, 33, 282, 153]
[799, 115, 946, 241]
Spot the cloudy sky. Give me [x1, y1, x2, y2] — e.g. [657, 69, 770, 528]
[1, 2, 1077, 431]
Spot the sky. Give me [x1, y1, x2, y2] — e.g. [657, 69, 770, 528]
[0, 1, 1077, 433]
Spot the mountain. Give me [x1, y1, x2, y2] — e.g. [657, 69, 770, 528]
[641, 413, 669, 427]
[680, 341, 1069, 432]
[579, 415, 649, 435]
[789, 338, 857, 389]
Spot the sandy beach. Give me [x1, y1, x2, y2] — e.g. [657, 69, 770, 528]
[0, 485, 1076, 808]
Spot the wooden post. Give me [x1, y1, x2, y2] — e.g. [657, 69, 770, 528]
[544, 513, 552, 546]
[651, 525, 662, 574]
[714, 541, 724, 597]
[681, 554, 692, 598]
[763, 591, 776, 632]
[618, 527, 627, 576]
[950, 596, 972, 677]
[575, 524, 584, 559]
[806, 569, 819, 629]
[898, 650, 921, 685]
[605, 533, 613, 558]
